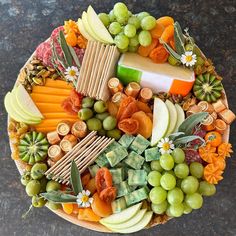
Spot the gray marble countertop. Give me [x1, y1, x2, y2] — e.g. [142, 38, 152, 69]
[0, 0, 236, 235]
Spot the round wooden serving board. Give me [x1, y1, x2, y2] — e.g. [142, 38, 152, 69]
[8, 50, 230, 233]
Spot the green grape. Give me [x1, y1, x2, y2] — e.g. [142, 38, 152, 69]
[172, 148, 185, 163]
[160, 173, 176, 190]
[151, 160, 163, 172]
[114, 34, 129, 49]
[98, 13, 110, 27]
[185, 193, 203, 209]
[176, 178, 182, 188]
[109, 22, 122, 35]
[166, 206, 173, 217]
[149, 186, 167, 204]
[160, 153, 174, 170]
[147, 171, 162, 187]
[190, 162, 204, 178]
[116, 15, 129, 25]
[198, 181, 216, 196]
[118, 47, 128, 53]
[174, 163, 189, 179]
[181, 176, 199, 194]
[168, 55, 179, 66]
[141, 15, 156, 30]
[169, 203, 184, 217]
[128, 10, 132, 17]
[151, 200, 168, 214]
[129, 35, 139, 47]
[124, 24, 136, 38]
[128, 45, 139, 52]
[109, 10, 116, 22]
[128, 16, 141, 29]
[162, 170, 175, 177]
[183, 202, 192, 214]
[167, 187, 184, 205]
[185, 43, 194, 51]
[138, 30, 152, 47]
[137, 12, 150, 21]
[114, 2, 129, 19]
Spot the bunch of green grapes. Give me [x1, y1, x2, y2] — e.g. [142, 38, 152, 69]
[98, 2, 156, 52]
[148, 148, 216, 217]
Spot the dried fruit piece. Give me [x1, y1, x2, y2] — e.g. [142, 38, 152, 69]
[78, 208, 101, 222]
[118, 118, 139, 135]
[160, 24, 174, 43]
[138, 38, 159, 57]
[136, 101, 152, 113]
[212, 157, 226, 170]
[62, 203, 74, 215]
[204, 131, 222, 147]
[116, 96, 135, 121]
[150, 22, 165, 39]
[119, 101, 139, 121]
[99, 186, 117, 203]
[193, 73, 223, 103]
[156, 16, 174, 27]
[218, 143, 233, 159]
[149, 45, 169, 63]
[199, 143, 218, 163]
[204, 164, 223, 184]
[95, 168, 113, 195]
[81, 173, 91, 187]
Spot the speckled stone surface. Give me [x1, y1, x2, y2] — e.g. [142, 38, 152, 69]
[0, 0, 236, 235]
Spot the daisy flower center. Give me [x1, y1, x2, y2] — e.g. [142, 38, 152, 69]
[162, 142, 170, 151]
[69, 70, 76, 76]
[185, 55, 193, 62]
[81, 195, 89, 203]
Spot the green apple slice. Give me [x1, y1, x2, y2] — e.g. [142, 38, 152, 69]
[87, 5, 114, 44]
[165, 99, 178, 136]
[151, 98, 169, 146]
[103, 209, 147, 230]
[174, 103, 185, 132]
[4, 92, 40, 124]
[108, 211, 153, 233]
[100, 202, 142, 225]
[15, 84, 43, 119]
[81, 11, 104, 42]
[11, 88, 41, 122]
[77, 18, 95, 41]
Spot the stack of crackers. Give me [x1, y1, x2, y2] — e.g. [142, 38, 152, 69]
[76, 41, 120, 101]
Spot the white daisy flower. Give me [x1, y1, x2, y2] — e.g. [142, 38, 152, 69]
[158, 137, 175, 155]
[180, 51, 197, 67]
[76, 190, 93, 208]
[65, 66, 79, 81]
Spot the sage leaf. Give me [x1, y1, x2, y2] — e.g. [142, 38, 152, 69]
[160, 38, 181, 61]
[59, 31, 73, 67]
[174, 135, 205, 146]
[174, 21, 186, 55]
[68, 45, 81, 68]
[178, 112, 208, 135]
[70, 160, 83, 195]
[41, 191, 77, 203]
[168, 132, 185, 140]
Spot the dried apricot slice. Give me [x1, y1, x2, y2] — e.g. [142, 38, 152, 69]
[160, 24, 174, 43]
[78, 208, 101, 222]
[91, 192, 112, 217]
[138, 38, 159, 57]
[149, 45, 169, 63]
[116, 96, 135, 121]
[81, 173, 91, 187]
[119, 101, 139, 121]
[156, 16, 174, 27]
[204, 163, 223, 184]
[85, 178, 97, 195]
[118, 118, 139, 135]
[62, 203, 73, 215]
[95, 167, 113, 194]
[218, 142, 233, 159]
[131, 111, 153, 139]
[99, 186, 117, 203]
[136, 101, 152, 113]
[150, 22, 165, 39]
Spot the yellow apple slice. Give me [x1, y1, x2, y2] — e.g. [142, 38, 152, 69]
[165, 99, 178, 136]
[15, 84, 43, 119]
[77, 18, 95, 41]
[81, 11, 104, 42]
[87, 5, 114, 44]
[151, 97, 170, 146]
[174, 103, 185, 132]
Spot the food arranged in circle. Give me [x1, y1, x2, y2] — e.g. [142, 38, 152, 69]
[5, 2, 235, 234]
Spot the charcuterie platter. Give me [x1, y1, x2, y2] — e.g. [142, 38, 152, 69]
[5, 2, 235, 233]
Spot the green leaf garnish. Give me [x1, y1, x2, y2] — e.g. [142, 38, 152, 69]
[68, 45, 81, 68]
[160, 38, 181, 61]
[41, 191, 77, 203]
[178, 112, 208, 135]
[70, 160, 83, 195]
[174, 135, 205, 146]
[59, 31, 73, 67]
[174, 22, 186, 55]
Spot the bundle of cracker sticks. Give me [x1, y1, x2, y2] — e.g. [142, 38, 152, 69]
[76, 41, 120, 101]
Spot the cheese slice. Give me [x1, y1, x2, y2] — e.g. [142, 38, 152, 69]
[117, 53, 195, 96]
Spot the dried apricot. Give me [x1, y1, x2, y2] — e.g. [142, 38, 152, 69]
[156, 16, 174, 27]
[118, 101, 139, 121]
[218, 143, 233, 159]
[204, 164, 223, 184]
[199, 143, 218, 163]
[136, 101, 152, 113]
[73, 204, 80, 214]
[149, 45, 169, 63]
[99, 186, 117, 203]
[138, 38, 159, 57]
[116, 96, 135, 121]
[85, 178, 97, 195]
[95, 167, 113, 194]
[78, 208, 101, 222]
[108, 101, 119, 117]
[131, 111, 153, 139]
[150, 22, 165, 39]
[81, 173, 91, 187]
[91, 192, 112, 217]
[160, 24, 174, 43]
[118, 118, 139, 135]
[62, 203, 73, 215]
